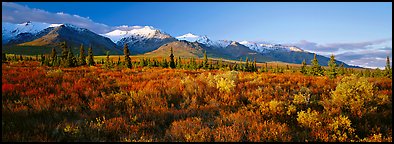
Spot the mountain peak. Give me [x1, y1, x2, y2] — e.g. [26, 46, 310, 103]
[102, 25, 171, 43]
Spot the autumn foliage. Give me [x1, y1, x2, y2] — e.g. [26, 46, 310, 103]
[2, 61, 392, 142]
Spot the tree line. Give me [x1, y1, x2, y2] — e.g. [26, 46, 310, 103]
[2, 42, 392, 79]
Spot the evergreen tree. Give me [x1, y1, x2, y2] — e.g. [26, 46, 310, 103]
[384, 56, 392, 78]
[104, 51, 112, 69]
[50, 48, 57, 66]
[310, 54, 324, 76]
[123, 43, 132, 68]
[66, 50, 77, 67]
[161, 58, 168, 68]
[61, 42, 68, 60]
[327, 54, 338, 79]
[203, 50, 208, 69]
[19, 55, 23, 61]
[40, 54, 45, 65]
[87, 45, 95, 66]
[301, 59, 307, 75]
[79, 44, 86, 66]
[117, 56, 121, 65]
[245, 57, 249, 72]
[218, 58, 223, 70]
[169, 47, 176, 68]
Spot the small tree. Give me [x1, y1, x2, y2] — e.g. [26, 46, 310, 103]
[87, 45, 95, 66]
[104, 51, 112, 69]
[310, 54, 324, 76]
[79, 44, 86, 66]
[327, 54, 338, 79]
[161, 58, 168, 68]
[169, 47, 175, 68]
[65, 50, 77, 67]
[203, 51, 208, 69]
[301, 59, 307, 75]
[61, 42, 68, 61]
[123, 43, 132, 68]
[384, 56, 392, 79]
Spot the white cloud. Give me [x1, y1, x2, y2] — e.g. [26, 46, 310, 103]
[289, 39, 392, 69]
[2, 2, 113, 34]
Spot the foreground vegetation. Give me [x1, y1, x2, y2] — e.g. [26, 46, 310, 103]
[2, 60, 392, 142]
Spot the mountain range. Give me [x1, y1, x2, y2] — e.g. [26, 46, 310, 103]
[2, 21, 356, 67]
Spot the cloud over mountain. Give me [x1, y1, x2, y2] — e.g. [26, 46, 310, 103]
[2, 2, 112, 34]
[290, 39, 392, 69]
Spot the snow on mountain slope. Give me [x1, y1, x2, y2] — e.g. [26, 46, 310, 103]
[2, 21, 62, 43]
[102, 26, 172, 43]
[239, 41, 304, 53]
[175, 33, 199, 42]
[176, 33, 231, 48]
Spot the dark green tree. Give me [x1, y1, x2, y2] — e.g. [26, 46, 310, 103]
[161, 58, 168, 68]
[61, 42, 68, 60]
[384, 56, 392, 78]
[50, 48, 57, 66]
[326, 54, 338, 79]
[123, 43, 132, 68]
[79, 44, 86, 66]
[87, 45, 95, 66]
[117, 56, 121, 66]
[104, 51, 112, 69]
[169, 47, 176, 68]
[300, 59, 307, 75]
[203, 51, 208, 69]
[66, 50, 77, 67]
[310, 54, 324, 76]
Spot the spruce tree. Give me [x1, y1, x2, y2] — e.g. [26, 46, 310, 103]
[61, 42, 68, 61]
[327, 54, 338, 79]
[124, 43, 132, 68]
[79, 44, 86, 66]
[87, 45, 95, 66]
[50, 48, 57, 66]
[310, 54, 324, 76]
[105, 51, 112, 69]
[384, 56, 392, 78]
[301, 59, 307, 75]
[169, 47, 176, 68]
[203, 51, 208, 69]
[245, 57, 249, 72]
[66, 50, 76, 67]
[161, 58, 168, 68]
[117, 56, 121, 66]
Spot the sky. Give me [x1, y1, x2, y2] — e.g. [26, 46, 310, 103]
[2, 2, 392, 69]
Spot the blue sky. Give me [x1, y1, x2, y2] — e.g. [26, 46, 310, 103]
[2, 2, 392, 69]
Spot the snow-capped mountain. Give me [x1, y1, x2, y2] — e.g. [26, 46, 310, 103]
[176, 33, 232, 48]
[2, 21, 62, 43]
[102, 26, 173, 43]
[102, 26, 176, 54]
[239, 41, 304, 53]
